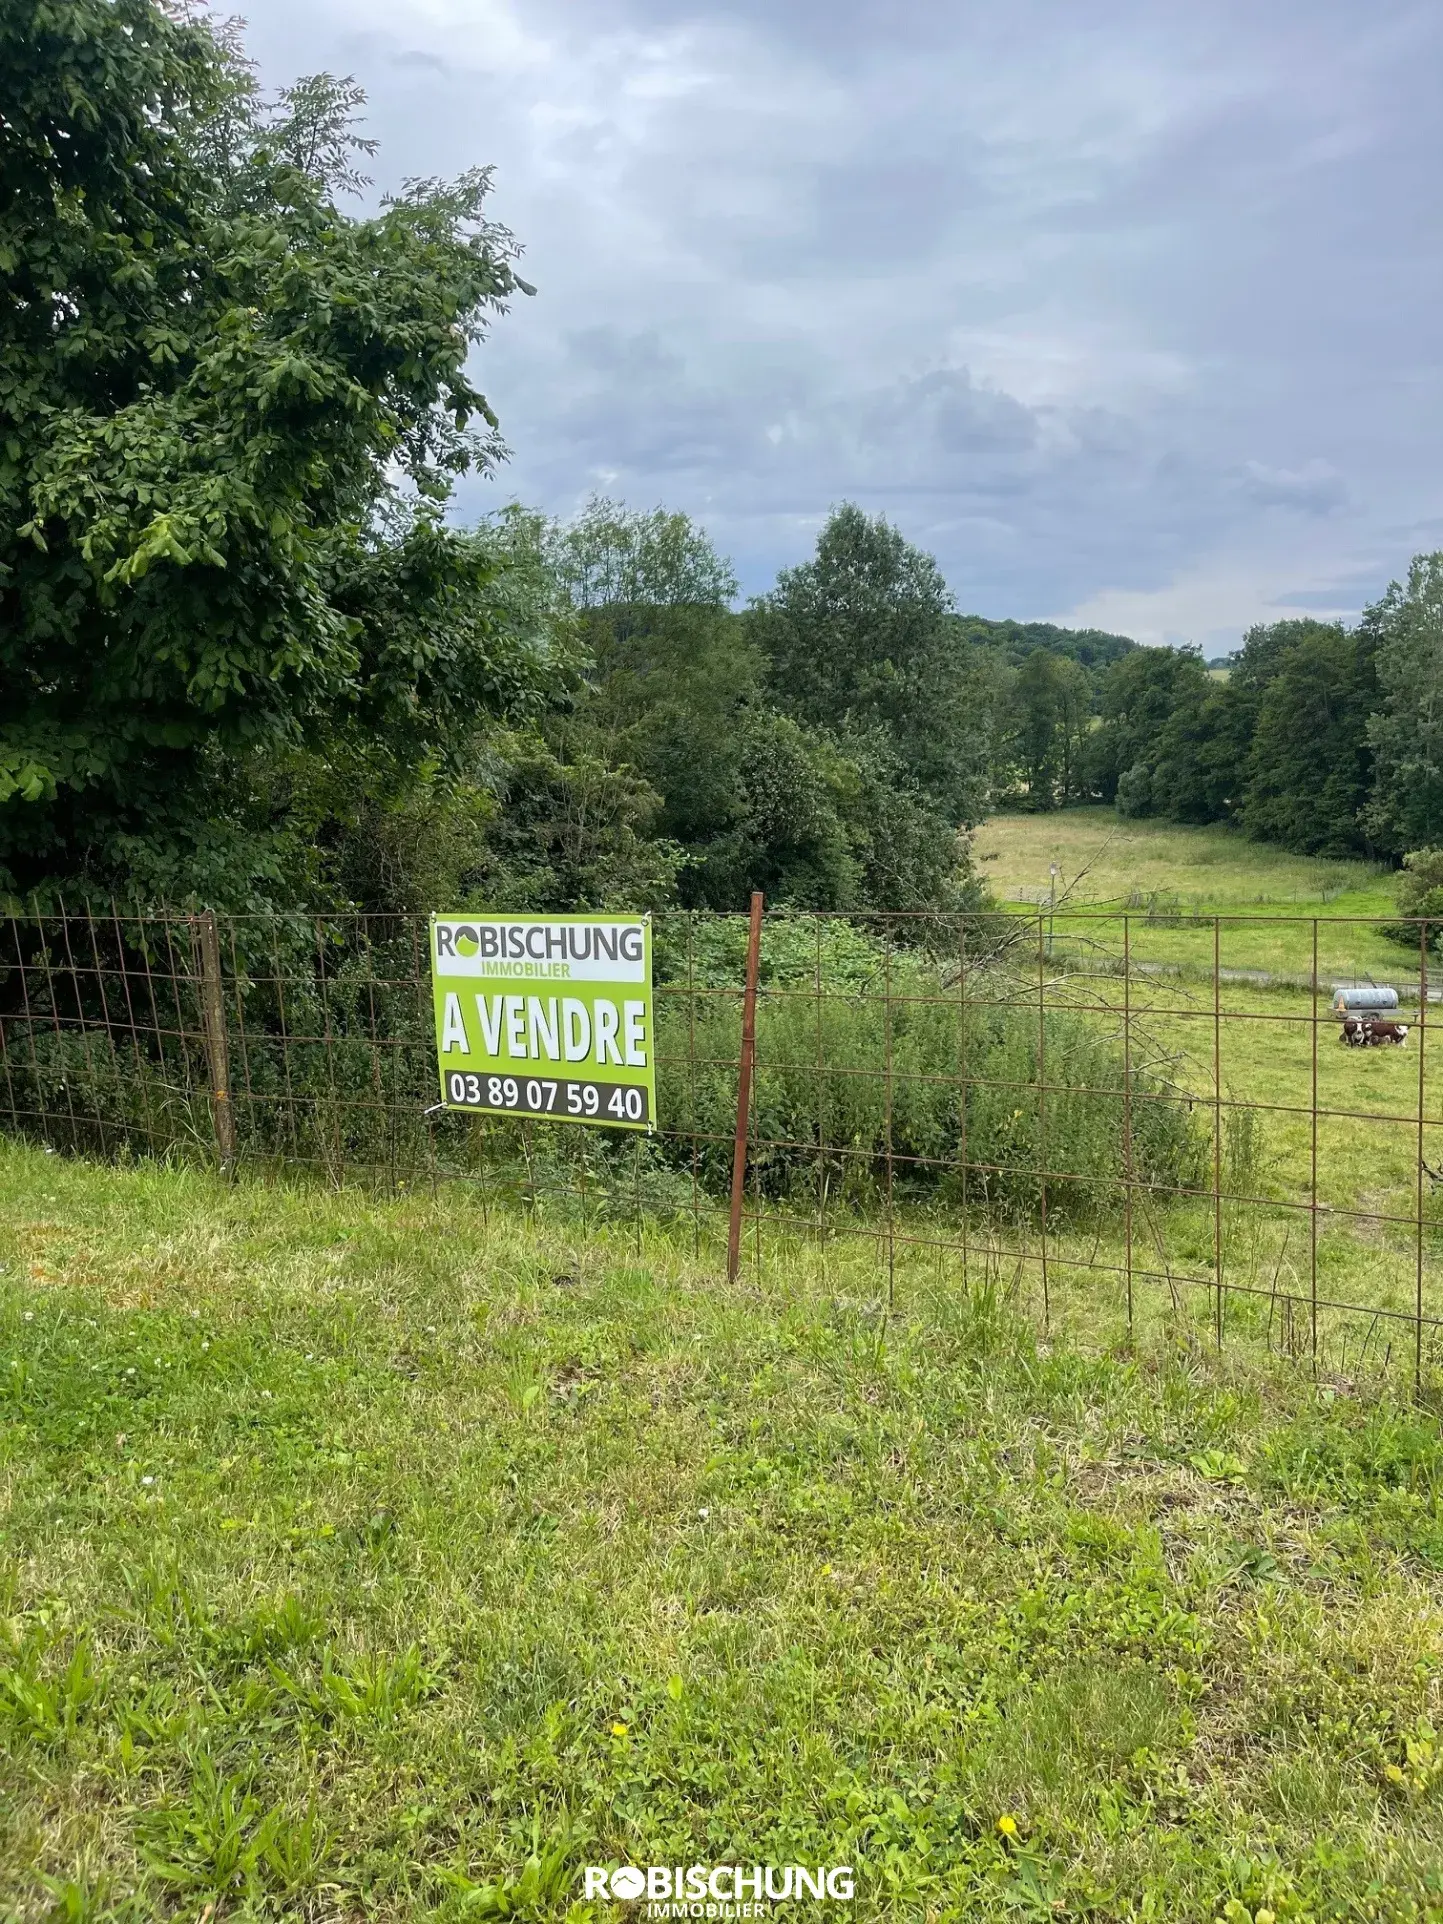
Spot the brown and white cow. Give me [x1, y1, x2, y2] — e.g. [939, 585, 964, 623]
[1367, 1018, 1411, 1045]
[1340, 1014, 1409, 1046]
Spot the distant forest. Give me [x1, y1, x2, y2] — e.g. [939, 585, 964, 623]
[1042, 581, 1443, 863]
[944, 582, 1443, 867]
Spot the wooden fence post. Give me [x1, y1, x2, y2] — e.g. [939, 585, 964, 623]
[727, 890, 765, 1282]
[192, 910, 236, 1170]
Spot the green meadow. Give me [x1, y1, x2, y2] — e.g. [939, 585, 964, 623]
[969, 810, 1443, 1355]
[5, 1144, 1443, 1923]
[975, 809, 1404, 982]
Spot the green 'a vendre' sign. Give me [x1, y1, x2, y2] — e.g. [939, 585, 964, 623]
[430, 914, 656, 1131]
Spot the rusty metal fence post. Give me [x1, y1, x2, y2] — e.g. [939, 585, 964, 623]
[190, 910, 236, 1170]
[727, 891, 765, 1283]
[1417, 920, 1430, 1396]
[1213, 915, 1224, 1351]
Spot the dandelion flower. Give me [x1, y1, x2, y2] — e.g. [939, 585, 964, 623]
[611, 1721, 629, 1737]
[996, 1814, 1018, 1839]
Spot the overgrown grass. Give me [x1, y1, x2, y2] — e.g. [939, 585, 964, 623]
[657, 923, 1211, 1221]
[5, 1145, 1443, 1920]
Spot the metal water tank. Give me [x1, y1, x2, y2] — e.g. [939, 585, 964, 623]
[1332, 985, 1400, 1013]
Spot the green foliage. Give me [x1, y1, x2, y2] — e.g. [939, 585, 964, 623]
[656, 937, 1208, 1218]
[464, 731, 686, 912]
[136, 1750, 323, 1905]
[836, 734, 980, 913]
[1092, 642, 1223, 815]
[1088, 615, 1386, 859]
[952, 615, 1138, 673]
[1365, 553, 1443, 854]
[749, 503, 994, 826]
[1396, 846, 1443, 922]
[0, 0, 537, 905]
[565, 595, 797, 905]
[1, 1627, 102, 1746]
[1075, 572, 1443, 868]
[689, 707, 863, 909]
[1237, 621, 1376, 855]
[959, 619, 1137, 815]
[434, 1819, 577, 1917]
[1382, 846, 1443, 953]
[269, 1642, 439, 1725]
[545, 501, 977, 913]
[993, 650, 1092, 810]
[549, 493, 738, 609]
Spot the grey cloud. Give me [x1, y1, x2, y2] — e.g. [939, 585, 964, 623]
[237, 0, 1443, 636]
[564, 328, 687, 382]
[850, 370, 1040, 469]
[1238, 461, 1348, 515]
[1269, 584, 1374, 610]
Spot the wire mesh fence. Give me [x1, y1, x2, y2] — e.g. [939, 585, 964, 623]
[2, 902, 1440, 1389]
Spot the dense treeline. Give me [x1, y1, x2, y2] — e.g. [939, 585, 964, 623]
[1075, 564, 1443, 860]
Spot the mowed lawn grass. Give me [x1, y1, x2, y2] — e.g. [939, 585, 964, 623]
[5, 1148, 1443, 1919]
[975, 810, 1405, 982]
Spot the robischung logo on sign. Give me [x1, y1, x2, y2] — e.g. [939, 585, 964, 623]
[580, 1861, 854, 1916]
[430, 914, 656, 1132]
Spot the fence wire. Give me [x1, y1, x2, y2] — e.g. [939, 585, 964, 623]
[1, 904, 1439, 1388]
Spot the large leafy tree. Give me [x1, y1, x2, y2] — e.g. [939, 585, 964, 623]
[1365, 554, 1443, 855]
[547, 499, 973, 911]
[545, 499, 779, 906]
[1238, 620, 1376, 855]
[560, 506, 876, 909]
[549, 496, 758, 873]
[748, 503, 993, 826]
[996, 649, 1092, 809]
[0, 0, 539, 903]
[1089, 646, 1214, 813]
[550, 495, 739, 610]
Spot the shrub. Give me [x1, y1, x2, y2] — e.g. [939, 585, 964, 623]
[1115, 763, 1156, 819]
[1384, 848, 1443, 952]
[654, 939, 1209, 1223]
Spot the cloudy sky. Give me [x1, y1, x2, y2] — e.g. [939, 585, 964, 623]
[233, 0, 1443, 648]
